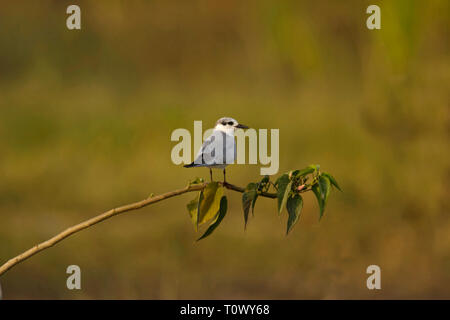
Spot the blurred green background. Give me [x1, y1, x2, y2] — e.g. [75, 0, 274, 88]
[0, 1, 449, 299]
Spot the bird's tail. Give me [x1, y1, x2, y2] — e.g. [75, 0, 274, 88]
[184, 162, 196, 168]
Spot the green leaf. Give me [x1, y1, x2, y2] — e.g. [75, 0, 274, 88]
[187, 192, 201, 231]
[312, 175, 331, 219]
[319, 175, 331, 205]
[274, 174, 284, 187]
[312, 183, 324, 218]
[322, 172, 341, 191]
[242, 183, 258, 229]
[251, 192, 258, 215]
[286, 194, 303, 235]
[250, 181, 260, 214]
[197, 182, 224, 226]
[196, 191, 204, 227]
[276, 174, 292, 214]
[260, 175, 270, 186]
[197, 196, 228, 241]
[257, 175, 270, 192]
[292, 166, 315, 178]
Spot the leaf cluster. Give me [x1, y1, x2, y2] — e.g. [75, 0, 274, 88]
[186, 165, 340, 240]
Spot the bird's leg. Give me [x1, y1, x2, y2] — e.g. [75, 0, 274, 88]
[223, 168, 226, 184]
[209, 168, 213, 182]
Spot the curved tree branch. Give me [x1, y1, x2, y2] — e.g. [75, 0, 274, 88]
[0, 182, 276, 277]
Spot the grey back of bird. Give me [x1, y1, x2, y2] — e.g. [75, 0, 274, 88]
[194, 131, 236, 167]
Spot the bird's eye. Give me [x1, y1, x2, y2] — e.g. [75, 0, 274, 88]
[228, 121, 234, 125]
[221, 122, 226, 125]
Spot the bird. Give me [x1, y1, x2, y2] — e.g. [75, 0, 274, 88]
[184, 117, 249, 182]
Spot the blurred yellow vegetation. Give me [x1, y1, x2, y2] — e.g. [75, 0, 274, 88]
[0, 1, 448, 298]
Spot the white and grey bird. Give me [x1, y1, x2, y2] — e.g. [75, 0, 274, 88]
[184, 117, 249, 182]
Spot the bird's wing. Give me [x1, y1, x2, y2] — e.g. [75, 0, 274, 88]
[193, 131, 235, 165]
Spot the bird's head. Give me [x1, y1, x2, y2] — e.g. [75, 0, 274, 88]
[214, 117, 249, 134]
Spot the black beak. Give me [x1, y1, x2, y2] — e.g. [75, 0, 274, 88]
[235, 123, 249, 129]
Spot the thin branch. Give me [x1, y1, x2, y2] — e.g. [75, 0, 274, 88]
[0, 182, 276, 277]
[223, 182, 277, 198]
